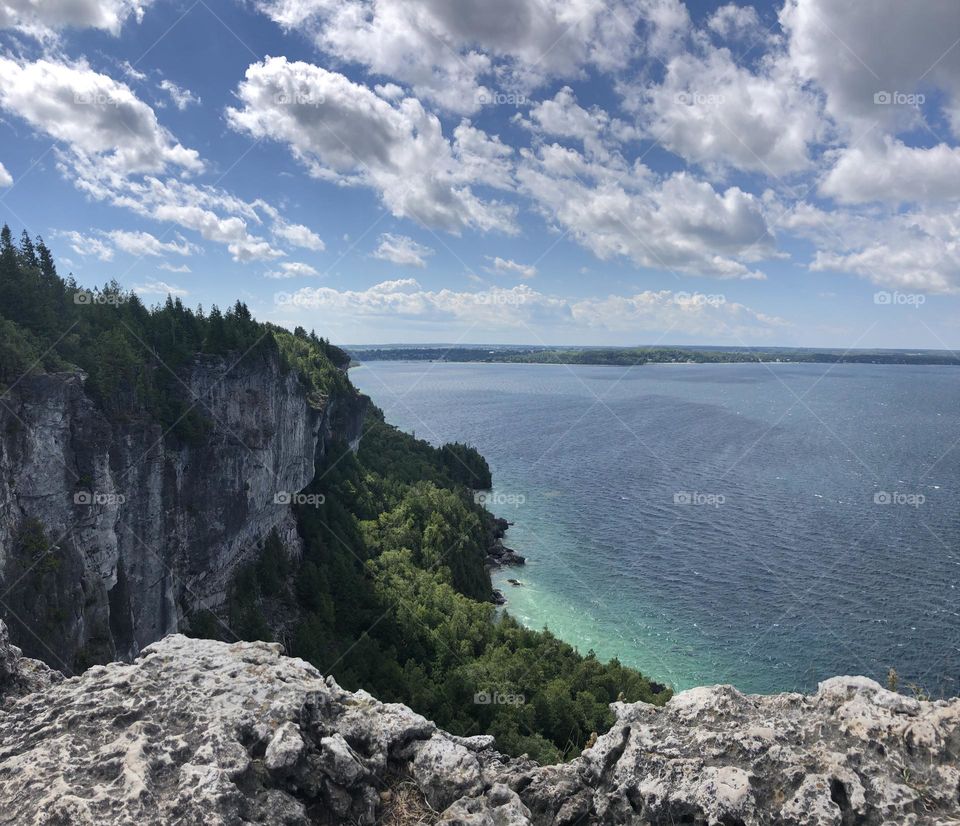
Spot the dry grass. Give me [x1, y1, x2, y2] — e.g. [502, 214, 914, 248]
[376, 780, 439, 826]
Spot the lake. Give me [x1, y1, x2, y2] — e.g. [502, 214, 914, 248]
[351, 360, 960, 695]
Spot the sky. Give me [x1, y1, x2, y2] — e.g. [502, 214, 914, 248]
[0, 1, 959, 348]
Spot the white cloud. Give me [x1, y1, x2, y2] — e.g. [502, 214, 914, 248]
[228, 236, 286, 263]
[518, 145, 775, 279]
[485, 256, 537, 279]
[158, 262, 191, 273]
[820, 139, 960, 205]
[0, 57, 202, 175]
[227, 58, 517, 234]
[522, 86, 637, 161]
[275, 279, 785, 340]
[57, 230, 114, 261]
[265, 261, 320, 278]
[272, 219, 325, 251]
[134, 279, 188, 297]
[781, 201, 960, 294]
[69, 165, 288, 262]
[252, 0, 660, 114]
[0, 161, 11, 187]
[707, 4, 767, 42]
[159, 79, 200, 110]
[0, 0, 151, 37]
[106, 229, 197, 257]
[372, 233, 434, 268]
[632, 46, 825, 176]
[780, 0, 960, 135]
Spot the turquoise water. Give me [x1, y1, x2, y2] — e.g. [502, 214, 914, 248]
[352, 361, 960, 695]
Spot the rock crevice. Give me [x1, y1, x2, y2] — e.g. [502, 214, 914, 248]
[1, 623, 956, 825]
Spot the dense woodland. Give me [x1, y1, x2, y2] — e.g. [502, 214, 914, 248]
[0, 226, 668, 762]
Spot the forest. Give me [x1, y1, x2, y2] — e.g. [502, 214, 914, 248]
[0, 225, 668, 762]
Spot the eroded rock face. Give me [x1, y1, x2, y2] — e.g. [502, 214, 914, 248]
[0, 356, 366, 670]
[0, 622, 957, 825]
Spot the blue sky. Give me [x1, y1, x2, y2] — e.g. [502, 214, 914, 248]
[1, 0, 959, 348]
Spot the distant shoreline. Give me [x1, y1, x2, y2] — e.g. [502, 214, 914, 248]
[347, 345, 960, 369]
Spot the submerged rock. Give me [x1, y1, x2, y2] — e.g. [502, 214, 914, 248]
[0, 620, 957, 825]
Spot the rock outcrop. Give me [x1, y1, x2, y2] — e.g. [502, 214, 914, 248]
[1, 620, 957, 825]
[0, 354, 366, 670]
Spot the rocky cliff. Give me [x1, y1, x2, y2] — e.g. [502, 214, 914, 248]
[0, 620, 956, 826]
[0, 353, 366, 670]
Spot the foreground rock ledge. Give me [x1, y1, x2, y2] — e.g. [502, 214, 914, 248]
[0, 626, 958, 825]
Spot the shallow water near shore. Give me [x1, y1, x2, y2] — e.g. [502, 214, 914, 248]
[352, 360, 960, 695]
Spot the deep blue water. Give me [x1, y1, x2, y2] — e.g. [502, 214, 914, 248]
[351, 361, 960, 695]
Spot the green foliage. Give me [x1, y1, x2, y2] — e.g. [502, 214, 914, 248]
[440, 442, 493, 489]
[227, 424, 670, 764]
[0, 226, 346, 444]
[0, 225, 671, 762]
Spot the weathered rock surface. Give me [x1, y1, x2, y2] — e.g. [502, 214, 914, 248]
[0, 621, 957, 825]
[0, 354, 365, 670]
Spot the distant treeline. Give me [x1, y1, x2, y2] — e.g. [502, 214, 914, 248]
[350, 346, 960, 367]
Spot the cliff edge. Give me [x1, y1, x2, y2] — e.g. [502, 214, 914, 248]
[1, 620, 956, 826]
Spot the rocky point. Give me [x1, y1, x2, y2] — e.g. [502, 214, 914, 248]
[0, 619, 957, 825]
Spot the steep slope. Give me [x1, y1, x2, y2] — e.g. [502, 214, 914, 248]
[0, 351, 365, 669]
[0, 621, 957, 825]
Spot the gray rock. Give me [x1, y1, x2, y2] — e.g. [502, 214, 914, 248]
[411, 733, 484, 810]
[0, 622, 957, 826]
[0, 359, 366, 669]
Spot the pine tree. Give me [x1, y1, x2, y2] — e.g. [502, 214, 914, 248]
[18, 231, 38, 270]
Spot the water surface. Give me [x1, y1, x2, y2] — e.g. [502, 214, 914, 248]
[352, 361, 960, 694]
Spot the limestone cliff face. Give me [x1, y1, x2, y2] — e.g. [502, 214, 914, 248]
[0, 622, 956, 825]
[0, 354, 366, 670]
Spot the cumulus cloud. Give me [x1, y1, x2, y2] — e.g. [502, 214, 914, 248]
[252, 0, 662, 114]
[0, 161, 11, 187]
[227, 58, 517, 234]
[0, 0, 151, 37]
[372, 233, 434, 268]
[517, 145, 775, 279]
[272, 219, 325, 251]
[778, 200, 960, 294]
[134, 279, 188, 297]
[707, 4, 767, 42]
[780, 0, 960, 134]
[265, 261, 320, 278]
[0, 57, 202, 175]
[522, 86, 638, 161]
[820, 139, 960, 205]
[106, 229, 197, 257]
[56, 230, 114, 261]
[275, 279, 785, 339]
[632, 46, 825, 176]
[159, 79, 200, 110]
[485, 256, 537, 279]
